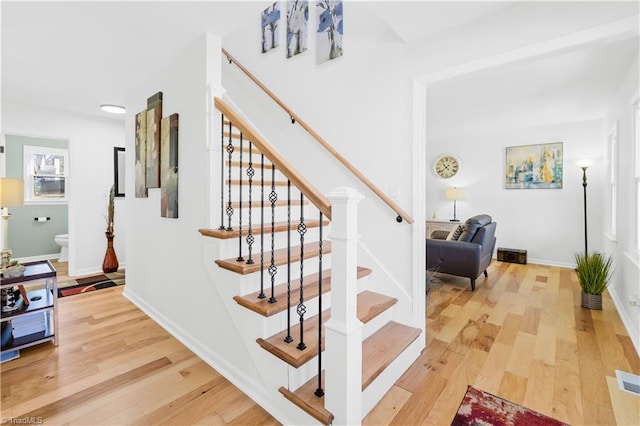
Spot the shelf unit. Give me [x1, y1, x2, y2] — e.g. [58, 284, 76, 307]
[1, 260, 58, 354]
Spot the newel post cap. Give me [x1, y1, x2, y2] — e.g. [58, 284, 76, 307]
[326, 186, 364, 203]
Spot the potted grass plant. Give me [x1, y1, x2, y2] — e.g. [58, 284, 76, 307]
[574, 251, 614, 310]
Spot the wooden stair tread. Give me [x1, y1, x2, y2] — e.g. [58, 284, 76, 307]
[279, 372, 333, 425]
[229, 199, 309, 208]
[279, 321, 419, 424]
[228, 179, 289, 186]
[215, 241, 332, 275]
[227, 160, 274, 168]
[256, 291, 397, 368]
[199, 219, 329, 240]
[222, 131, 243, 140]
[361, 321, 421, 389]
[233, 266, 371, 317]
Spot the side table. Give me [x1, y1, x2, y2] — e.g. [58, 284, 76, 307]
[426, 220, 459, 239]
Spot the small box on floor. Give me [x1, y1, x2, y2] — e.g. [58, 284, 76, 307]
[497, 247, 527, 264]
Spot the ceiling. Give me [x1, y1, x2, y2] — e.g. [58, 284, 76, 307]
[426, 36, 640, 138]
[2, 1, 639, 125]
[1, 1, 269, 120]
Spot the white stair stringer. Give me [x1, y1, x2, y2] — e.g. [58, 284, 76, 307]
[362, 335, 422, 418]
[202, 234, 423, 425]
[202, 236, 328, 425]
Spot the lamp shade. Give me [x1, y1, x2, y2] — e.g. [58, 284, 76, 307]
[0, 178, 25, 207]
[446, 187, 465, 201]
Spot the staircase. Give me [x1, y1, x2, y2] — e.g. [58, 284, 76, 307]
[199, 97, 422, 425]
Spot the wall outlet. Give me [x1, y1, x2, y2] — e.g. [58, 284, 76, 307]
[388, 185, 399, 201]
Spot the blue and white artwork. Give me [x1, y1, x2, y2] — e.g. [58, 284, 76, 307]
[505, 142, 563, 189]
[316, 0, 343, 63]
[287, 0, 309, 58]
[261, 2, 280, 53]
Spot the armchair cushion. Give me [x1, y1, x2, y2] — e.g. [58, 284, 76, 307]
[446, 224, 464, 241]
[458, 214, 492, 242]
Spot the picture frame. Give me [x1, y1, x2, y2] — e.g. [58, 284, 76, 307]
[316, 0, 343, 63]
[505, 142, 563, 189]
[261, 2, 280, 53]
[114, 147, 125, 197]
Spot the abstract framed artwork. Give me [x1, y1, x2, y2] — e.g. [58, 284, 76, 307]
[145, 92, 163, 189]
[316, 0, 343, 64]
[286, 0, 308, 58]
[261, 2, 280, 53]
[160, 114, 179, 218]
[505, 142, 563, 189]
[134, 110, 147, 198]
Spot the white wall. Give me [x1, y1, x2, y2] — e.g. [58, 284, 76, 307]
[426, 119, 606, 267]
[222, 2, 417, 307]
[603, 55, 640, 353]
[221, 2, 639, 283]
[122, 32, 266, 391]
[1, 101, 126, 275]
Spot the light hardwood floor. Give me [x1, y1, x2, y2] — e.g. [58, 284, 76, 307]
[1, 261, 638, 425]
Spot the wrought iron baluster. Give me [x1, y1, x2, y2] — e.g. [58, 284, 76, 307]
[314, 212, 324, 397]
[297, 193, 307, 351]
[236, 133, 244, 262]
[219, 114, 225, 230]
[258, 154, 266, 299]
[268, 164, 278, 303]
[284, 180, 293, 343]
[225, 120, 234, 231]
[245, 142, 255, 265]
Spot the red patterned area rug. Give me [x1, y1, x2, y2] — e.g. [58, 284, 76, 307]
[58, 273, 124, 297]
[452, 385, 568, 426]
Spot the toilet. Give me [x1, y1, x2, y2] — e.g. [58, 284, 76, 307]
[54, 234, 69, 262]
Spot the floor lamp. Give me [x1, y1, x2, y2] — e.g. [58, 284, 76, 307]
[1, 178, 25, 265]
[577, 160, 590, 255]
[446, 187, 465, 222]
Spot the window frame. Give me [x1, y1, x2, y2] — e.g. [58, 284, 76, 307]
[634, 99, 640, 254]
[23, 145, 69, 204]
[608, 122, 618, 240]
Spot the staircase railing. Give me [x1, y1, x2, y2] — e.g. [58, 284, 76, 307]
[215, 96, 331, 398]
[216, 97, 331, 219]
[222, 47, 414, 224]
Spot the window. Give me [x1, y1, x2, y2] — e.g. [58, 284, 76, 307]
[608, 123, 618, 239]
[635, 100, 640, 252]
[23, 145, 68, 203]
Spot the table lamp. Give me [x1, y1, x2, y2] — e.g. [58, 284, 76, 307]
[446, 187, 465, 222]
[1, 178, 25, 264]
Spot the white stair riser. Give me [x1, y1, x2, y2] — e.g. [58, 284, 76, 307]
[361, 337, 423, 418]
[217, 228, 328, 260]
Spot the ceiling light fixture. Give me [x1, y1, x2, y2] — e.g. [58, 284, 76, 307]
[100, 104, 126, 114]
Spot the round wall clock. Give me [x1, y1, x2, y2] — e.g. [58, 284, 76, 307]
[433, 154, 461, 179]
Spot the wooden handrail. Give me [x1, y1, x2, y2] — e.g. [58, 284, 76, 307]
[215, 97, 332, 220]
[222, 48, 414, 224]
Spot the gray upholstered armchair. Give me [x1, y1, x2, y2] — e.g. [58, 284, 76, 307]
[426, 214, 497, 291]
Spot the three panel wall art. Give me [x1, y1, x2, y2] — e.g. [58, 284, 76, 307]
[262, 0, 343, 64]
[134, 91, 179, 218]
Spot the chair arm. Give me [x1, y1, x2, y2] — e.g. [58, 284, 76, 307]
[426, 239, 483, 278]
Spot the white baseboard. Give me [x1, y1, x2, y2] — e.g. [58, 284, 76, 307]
[15, 253, 59, 263]
[122, 286, 316, 426]
[608, 287, 640, 358]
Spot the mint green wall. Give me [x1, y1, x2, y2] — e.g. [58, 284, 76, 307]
[5, 134, 68, 258]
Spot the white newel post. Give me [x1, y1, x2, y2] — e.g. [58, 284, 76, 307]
[325, 187, 364, 426]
